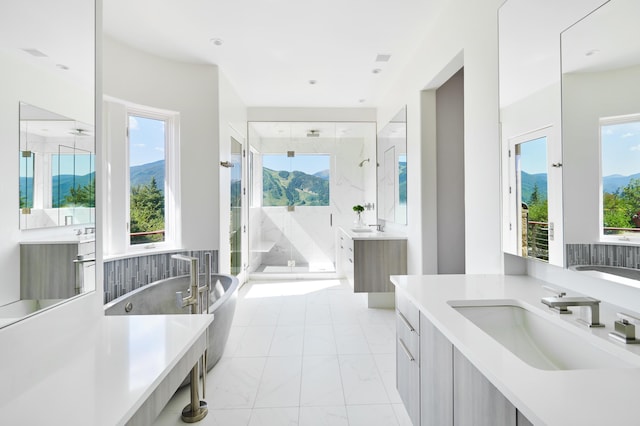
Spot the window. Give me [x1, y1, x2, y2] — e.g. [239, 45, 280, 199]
[127, 112, 170, 246]
[601, 115, 640, 238]
[511, 131, 549, 261]
[262, 154, 330, 207]
[19, 151, 34, 212]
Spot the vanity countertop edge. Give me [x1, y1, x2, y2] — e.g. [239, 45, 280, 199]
[0, 314, 213, 425]
[390, 274, 640, 426]
[339, 226, 408, 240]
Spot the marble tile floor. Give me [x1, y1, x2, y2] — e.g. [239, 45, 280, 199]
[154, 278, 412, 426]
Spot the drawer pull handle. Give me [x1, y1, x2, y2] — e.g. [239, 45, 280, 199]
[397, 311, 415, 332]
[399, 338, 414, 362]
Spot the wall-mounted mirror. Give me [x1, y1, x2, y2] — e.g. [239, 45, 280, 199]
[499, 0, 605, 266]
[19, 103, 95, 230]
[562, 0, 640, 249]
[377, 106, 407, 225]
[0, 0, 95, 328]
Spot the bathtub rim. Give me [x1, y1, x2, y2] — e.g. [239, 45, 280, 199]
[103, 273, 240, 314]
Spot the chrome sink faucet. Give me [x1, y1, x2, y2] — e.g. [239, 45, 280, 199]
[541, 295, 604, 327]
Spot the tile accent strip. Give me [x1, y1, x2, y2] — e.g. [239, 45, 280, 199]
[566, 243, 640, 269]
[103, 250, 218, 304]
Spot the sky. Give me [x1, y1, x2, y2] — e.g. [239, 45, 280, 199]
[601, 120, 640, 177]
[129, 115, 165, 167]
[519, 136, 547, 175]
[262, 154, 330, 175]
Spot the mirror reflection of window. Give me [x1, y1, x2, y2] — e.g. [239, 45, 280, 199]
[601, 116, 640, 238]
[19, 151, 34, 213]
[514, 136, 548, 261]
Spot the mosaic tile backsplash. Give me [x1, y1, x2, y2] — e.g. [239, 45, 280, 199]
[103, 250, 218, 304]
[566, 244, 640, 269]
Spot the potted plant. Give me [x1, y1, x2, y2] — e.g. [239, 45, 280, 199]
[353, 204, 365, 228]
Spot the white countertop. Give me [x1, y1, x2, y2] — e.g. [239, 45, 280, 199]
[390, 274, 640, 426]
[0, 314, 212, 425]
[339, 226, 407, 240]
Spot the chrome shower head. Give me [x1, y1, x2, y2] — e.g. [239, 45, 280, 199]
[358, 158, 370, 167]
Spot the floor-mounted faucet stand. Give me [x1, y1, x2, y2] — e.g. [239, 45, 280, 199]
[172, 254, 208, 423]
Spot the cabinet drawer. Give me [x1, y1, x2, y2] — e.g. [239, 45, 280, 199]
[397, 334, 420, 426]
[396, 312, 420, 365]
[396, 291, 420, 335]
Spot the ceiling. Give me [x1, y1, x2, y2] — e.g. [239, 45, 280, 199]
[103, 0, 444, 108]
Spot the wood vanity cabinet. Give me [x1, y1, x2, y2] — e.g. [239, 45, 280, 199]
[396, 292, 534, 426]
[20, 240, 95, 299]
[340, 229, 407, 292]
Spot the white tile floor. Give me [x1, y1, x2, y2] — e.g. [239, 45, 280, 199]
[154, 278, 412, 426]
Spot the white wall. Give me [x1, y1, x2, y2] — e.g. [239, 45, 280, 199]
[377, 0, 503, 274]
[102, 37, 225, 255]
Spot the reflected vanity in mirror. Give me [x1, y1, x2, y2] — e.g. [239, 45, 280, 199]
[562, 0, 640, 281]
[377, 106, 407, 225]
[0, 0, 96, 328]
[19, 103, 95, 230]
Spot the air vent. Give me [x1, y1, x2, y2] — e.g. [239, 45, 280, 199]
[375, 54, 391, 62]
[306, 130, 320, 138]
[22, 48, 48, 57]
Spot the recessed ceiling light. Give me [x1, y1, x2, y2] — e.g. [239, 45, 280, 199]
[309, 80, 317, 85]
[585, 49, 600, 57]
[22, 48, 47, 57]
[375, 54, 391, 62]
[210, 38, 224, 46]
[372, 68, 382, 74]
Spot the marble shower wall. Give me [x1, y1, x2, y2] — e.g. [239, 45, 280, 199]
[103, 249, 218, 303]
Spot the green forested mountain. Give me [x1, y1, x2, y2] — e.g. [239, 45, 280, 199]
[521, 172, 547, 204]
[131, 160, 165, 192]
[263, 167, 329, 206]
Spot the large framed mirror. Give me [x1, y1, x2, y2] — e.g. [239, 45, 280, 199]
[19, 103, 95, 230]
[562, 0, 640, 248]
[377, 106, 407, 225]
[0, 0, 96, 328]
[499, 0, 605, 266]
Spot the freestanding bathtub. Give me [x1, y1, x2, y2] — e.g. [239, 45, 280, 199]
[104, 273, 239, 374]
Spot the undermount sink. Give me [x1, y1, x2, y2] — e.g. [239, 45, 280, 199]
[351, 228, 374, 233]
[449, 300, 634, 370]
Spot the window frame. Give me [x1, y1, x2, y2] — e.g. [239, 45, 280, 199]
[599, 113, 640, 243]
[260, 152, 332, 208]
[125, 106, 180, 251]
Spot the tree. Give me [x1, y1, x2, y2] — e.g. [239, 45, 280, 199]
[64, 179, 95, 207]
[130, 177, 165, 244]
[529, 183, 540, 205]
[603, 192, 631, 231]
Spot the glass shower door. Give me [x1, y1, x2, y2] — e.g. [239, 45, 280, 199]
[230, 137, 242, 275]
[258, 152, 334, 273]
